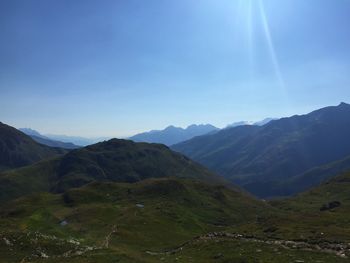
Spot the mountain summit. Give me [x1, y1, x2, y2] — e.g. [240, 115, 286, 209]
[129, 124, 219, 146]
[0, 138, 226, 202]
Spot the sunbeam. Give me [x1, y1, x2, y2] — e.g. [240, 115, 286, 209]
[256, 0, 300, 146]
[257, 0, 287, 91]
[247, 0, 255, 80]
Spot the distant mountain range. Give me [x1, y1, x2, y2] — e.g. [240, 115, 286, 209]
[20, 128, 80, 149]
[45, 134, 110, 146]
[172, 102, 350, 198]
[129, 124, 219, 146]
[130, 120, 276, 146]
[19, 128, 108, 147]
[0, 123, 67, 171]
[20, 119, 275, 149]
[2, 111, 350, 261]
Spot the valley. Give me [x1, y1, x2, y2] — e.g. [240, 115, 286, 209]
[1, 103, 350, 262]
[172, 103, 350, 198]
[2, 1, 350, 261]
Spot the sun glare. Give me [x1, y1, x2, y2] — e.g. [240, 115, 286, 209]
[236, 0, 287, 95]
[257, 0, 286, 89]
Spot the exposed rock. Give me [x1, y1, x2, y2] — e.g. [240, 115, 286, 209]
[320, 201, 341, 211]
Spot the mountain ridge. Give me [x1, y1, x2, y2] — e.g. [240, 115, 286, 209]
[129, 124, 219, 146]
[0, 138, 230, 202]
[0, 122, 67, 171]
[20, 128, 80, 149]
[172, 102, 350, 198]
[19, 128, 105, 147]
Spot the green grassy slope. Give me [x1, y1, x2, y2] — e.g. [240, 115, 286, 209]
[0, 122, 66, 171]
[272, 170, 350, 214]
[262, 170, 350, 243]
[0, 139, 228, 202]
[283, 154, 350, 194]
[1, 177, 348, 263]
[2, 170, 350, 262]
[0, 178, 270, 262]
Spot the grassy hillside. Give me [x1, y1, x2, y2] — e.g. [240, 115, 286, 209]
[252, 170, 350, 244]
[280, 155, 350, 196]
[272, 170, 350, 214]
[0, 178, 272, 262]
[2, 118, 350, 261]
[0, 122, 66, 171]
[172, 103, 350, 198]
[0, 139, 227, 202]
[1, 138, 350, 262]
[0, 177, 348, 262]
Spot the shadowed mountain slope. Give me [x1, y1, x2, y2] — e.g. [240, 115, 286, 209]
[172, 103, 350, 198]
[272, 170, 350, 213]
[1, 124, 350, 262]
[0, 138, 229, 202]
[0, 122, 67, 171]
[274, 155, 350, 197]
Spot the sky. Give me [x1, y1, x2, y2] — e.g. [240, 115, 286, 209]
[1, 0, 350, 137]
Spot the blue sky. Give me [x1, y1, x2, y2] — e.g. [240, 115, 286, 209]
[1, 0, 350, 137]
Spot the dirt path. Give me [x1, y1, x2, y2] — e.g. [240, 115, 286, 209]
[145, 232, 349, 258]
[102, 225, 118, 249]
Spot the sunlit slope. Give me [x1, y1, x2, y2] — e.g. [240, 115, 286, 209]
[0, 177, 269, 262]
[273, 170, 350, 214]
[172, 103, 350, 197]
[0, 139, 228, 202]
[254, 170, 350, 243]
[0, 177, 347, 263]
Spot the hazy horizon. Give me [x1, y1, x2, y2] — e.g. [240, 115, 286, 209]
[10, 102, 348, 138]
[1, 0, 350, 137]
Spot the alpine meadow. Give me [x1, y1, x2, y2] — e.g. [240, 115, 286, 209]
[1, 0, 350, 262]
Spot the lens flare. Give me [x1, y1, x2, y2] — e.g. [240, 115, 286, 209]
[257, 0, 286, 90]
[247, 0, 254, 79]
